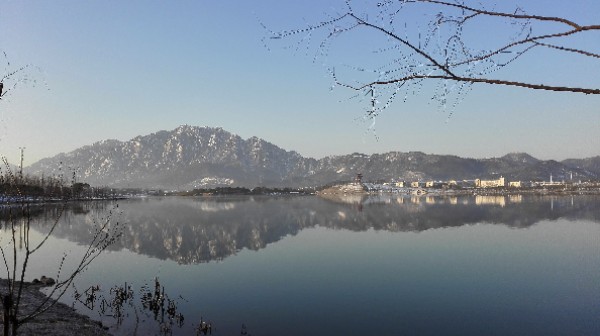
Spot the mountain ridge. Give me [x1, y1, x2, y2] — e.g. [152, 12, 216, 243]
[26, 125, 599, 189]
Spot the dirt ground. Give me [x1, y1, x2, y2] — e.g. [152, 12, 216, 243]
[0, 279, 110, 336]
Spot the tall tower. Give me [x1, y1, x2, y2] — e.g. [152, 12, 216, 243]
[19, 147, 25, 181]
[355, 173, 363, 183]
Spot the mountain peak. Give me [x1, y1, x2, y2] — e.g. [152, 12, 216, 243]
[172, 124, 222, 134]
[27, 126, 309, 189]
[501, 152, 539, 163]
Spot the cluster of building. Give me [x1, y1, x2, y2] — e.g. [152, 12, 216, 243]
[323, 173, 599, 197]
[387, 174, 572, 190]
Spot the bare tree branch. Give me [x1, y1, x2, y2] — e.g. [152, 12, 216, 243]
[267, 0, 600, 118]
[401, 0, 583, 29]
[1, 155, 122, 335]
[532, 41, 600, 59]
[342, 74, 600, 95]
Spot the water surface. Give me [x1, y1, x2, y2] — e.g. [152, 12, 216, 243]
[7, 194, 600, 335]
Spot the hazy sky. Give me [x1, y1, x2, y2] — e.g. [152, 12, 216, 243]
[1, 0, 599, 165]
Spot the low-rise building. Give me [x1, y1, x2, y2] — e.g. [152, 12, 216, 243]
[508, 181, 522, 188]
[411, 181, 425, 188]
[475, 176, 506, 188]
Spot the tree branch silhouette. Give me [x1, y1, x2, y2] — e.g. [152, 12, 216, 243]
[265, 0, 600, 118]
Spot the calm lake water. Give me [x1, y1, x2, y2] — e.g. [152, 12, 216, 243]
[8, 194, 600, 335]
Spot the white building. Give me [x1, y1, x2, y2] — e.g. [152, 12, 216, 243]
[475, 176, 506, 188]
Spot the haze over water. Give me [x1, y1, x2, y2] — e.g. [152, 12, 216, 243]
[13, 194, 600, 335]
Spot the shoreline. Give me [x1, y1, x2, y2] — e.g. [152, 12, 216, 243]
[0, 279, 110, 336]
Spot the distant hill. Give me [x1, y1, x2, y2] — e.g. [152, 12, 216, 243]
[562, 156, 600, 177]
[26, 125, 598, 189]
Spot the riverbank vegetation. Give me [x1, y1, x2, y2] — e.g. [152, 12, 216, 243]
[0, 158, 122, 336]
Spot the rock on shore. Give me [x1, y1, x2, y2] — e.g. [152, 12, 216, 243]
[0, 279, 110, 336]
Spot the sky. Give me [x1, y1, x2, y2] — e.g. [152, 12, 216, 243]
[0, 0, 599, 166]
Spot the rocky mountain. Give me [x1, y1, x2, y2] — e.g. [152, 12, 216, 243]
[26, 125, 598, 189]
[28, 125, 318, 189]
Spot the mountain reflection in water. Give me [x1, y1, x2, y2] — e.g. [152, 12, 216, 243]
[6, 195, 599, 264]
